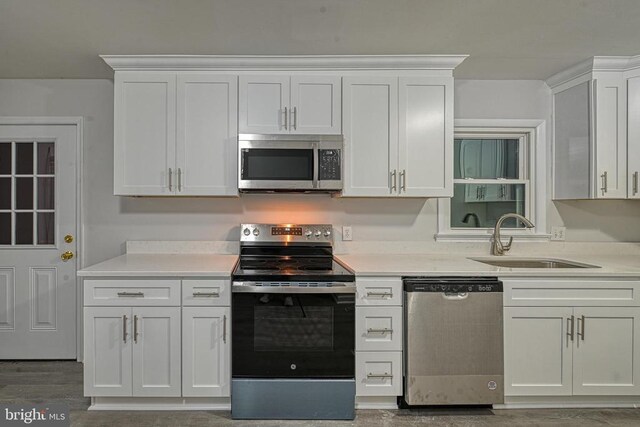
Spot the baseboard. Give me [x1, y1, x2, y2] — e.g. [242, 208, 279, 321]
[89, 397, 231, 411]
[496, 395, 640, 409]
[355, 396, 398, 409]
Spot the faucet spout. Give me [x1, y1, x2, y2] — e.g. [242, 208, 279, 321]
[491, 213, 534, 256]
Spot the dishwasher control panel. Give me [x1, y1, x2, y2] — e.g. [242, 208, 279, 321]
[403, 277, 503, 293]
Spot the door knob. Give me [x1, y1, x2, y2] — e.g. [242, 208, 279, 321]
[61, 251, 74, 262]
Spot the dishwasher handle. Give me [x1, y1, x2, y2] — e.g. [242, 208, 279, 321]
[442, 292, 469, 300]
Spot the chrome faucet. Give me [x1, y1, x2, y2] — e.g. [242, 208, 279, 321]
[491, 213, 534, 255]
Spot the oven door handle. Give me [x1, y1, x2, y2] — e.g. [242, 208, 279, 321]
[232, 283, 356, 294]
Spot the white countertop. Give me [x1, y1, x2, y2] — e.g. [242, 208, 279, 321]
[77, 253, 238, 277]
[336, 253, 640, 277]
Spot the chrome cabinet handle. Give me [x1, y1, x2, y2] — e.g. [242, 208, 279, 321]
[133, 315, 139, 343]
[283, 107, 288, 130]
[400, 169, 406, 192]
[223, 315, 227, 344]
[367, 328, 392, 334]
[366, 291, 393, 298]
[193, 292, 220, 298]
[633, 172, 638, 196]
[577, 315, 585, 340]
[390, 170, 397, 193]
[566, 315, 575, 342]
[117, 292, 144, 297]
[168, 168, 173, 191]
[476, 186, 480, 199]
[122, 315, 127, 343]
[177, 168, 182, 192]
[367, 372, 393, 379]
[601, 171, 608, 195]
[291, 106, 297, 130]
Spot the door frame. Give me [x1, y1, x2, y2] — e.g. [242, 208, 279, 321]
[0, 117, 84, 361]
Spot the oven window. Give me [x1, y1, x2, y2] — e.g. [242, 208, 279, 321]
[254, 303, 333, 351]
[242, 149, 313, 180]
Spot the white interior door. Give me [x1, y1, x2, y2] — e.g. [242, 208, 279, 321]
[0, 124, 78, 359]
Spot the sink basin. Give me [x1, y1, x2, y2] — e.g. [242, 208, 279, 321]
[470, 258, 600, 269]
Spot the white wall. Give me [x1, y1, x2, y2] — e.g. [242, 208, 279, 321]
[1, 78, 639, 266]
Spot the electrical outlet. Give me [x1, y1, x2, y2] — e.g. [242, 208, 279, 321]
[551, 226, 566, 241]
[342, 226, 353, 241]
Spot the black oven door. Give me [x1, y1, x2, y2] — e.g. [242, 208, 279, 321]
[232, 291, 355, 379]
[239, 147, 316, 190]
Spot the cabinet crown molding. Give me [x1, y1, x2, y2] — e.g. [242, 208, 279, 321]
[546, 55, 640, 89]
[101, 54, 468, 72]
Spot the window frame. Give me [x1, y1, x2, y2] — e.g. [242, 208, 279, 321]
[436, 119, 549, 242]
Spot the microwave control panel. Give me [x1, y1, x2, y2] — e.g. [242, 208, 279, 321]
[318, 149, 341, 181]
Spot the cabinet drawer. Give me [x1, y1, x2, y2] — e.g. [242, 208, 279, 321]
[356, 278, 402, 306]
[84, 279, 181, 306]
[356, 306, 402, 351]
[356, 351, 402, 397]
[504, 279, 640, 307]
[182, 279, 230, 306]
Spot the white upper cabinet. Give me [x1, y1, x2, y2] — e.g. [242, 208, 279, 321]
[113, 72, 238, 196]
[548, 56, 640, 200]
[343, 76, 453, 197]
[628, 76, 640, 198]
[114, 72, 176, 196]
[239, 75, 341, 134]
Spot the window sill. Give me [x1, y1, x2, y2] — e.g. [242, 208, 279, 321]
[434, 231, 551, 243]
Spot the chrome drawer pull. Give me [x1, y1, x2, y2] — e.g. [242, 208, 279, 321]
[193, 292, 220, 297]
[117, 292, 144, 297]
[367, 328, 392, 334]
[367, 372, 393, 379]
[366, 291, 393, 298]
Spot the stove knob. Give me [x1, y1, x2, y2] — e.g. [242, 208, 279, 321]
[305, 230, 313, 238]
[243, 228, 251, 236]
[314, 230, 322, 238]
[253, 228, 260, 236]
[324, 230, 331, 237]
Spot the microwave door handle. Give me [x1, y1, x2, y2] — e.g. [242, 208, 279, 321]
[313, 143, 319, 189]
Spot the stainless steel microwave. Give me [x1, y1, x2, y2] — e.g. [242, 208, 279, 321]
[238, 134, 343, 192]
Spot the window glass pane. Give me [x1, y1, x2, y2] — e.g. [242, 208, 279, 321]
[37, 143, 55, 175]
[454, 139, 519, 179]
[15, 212, 33, 245]
[0, 213, 10, 244]
[15, 143, 34, 175]
[0, 178, 10, 210]
[0, 143, 10, 175]
[37, 212, 54, 245]
[37, 177, 54, 210]
[451, 183, 526, 229]
[15, 177, 33, 210]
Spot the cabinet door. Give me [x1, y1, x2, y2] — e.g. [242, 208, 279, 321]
[114, 72, 176, 195]
[398, 77, 452, 197]
[177, 74, 238, 196]
[628, 76, 640, 198]
[239, 75, 289, 133]
[131, 307, 181, 397]
[593, 76, 627, 198]
[572, 307, 640, 395]
[83, 307, 132, 396]
[342, 77, 398, 196]
[290, 76, 341, 134]
[182, 307, 230, 397]
[504, 307, 573, 396]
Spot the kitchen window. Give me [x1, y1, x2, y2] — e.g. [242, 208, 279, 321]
[436, 121, 548, 241]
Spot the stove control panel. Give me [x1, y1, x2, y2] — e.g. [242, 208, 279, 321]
[240, 224, 333, 243]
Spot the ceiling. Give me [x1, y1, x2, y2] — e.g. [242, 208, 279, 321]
[2, 0, 640, 80]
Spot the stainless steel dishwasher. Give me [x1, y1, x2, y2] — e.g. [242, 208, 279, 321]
[403, 277, 504, 406]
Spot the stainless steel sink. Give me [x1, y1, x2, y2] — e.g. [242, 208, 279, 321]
[470, 258, 600, 269]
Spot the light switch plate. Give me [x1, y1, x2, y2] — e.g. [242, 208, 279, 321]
[551, 226, 566, 241]
[342, 226, 353, 241]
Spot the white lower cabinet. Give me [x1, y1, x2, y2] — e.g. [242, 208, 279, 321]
[505, 305, 640, 397]
[182, 306, 231, 397]
[84, 306, 181, 397]
[356, 306, 402, 352]
[356, 351, 402, 397]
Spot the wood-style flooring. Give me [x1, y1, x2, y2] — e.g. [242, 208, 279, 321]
[1, 361, 640, 426]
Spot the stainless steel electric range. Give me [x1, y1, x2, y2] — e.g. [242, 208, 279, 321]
[231, 223, 356, 420]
